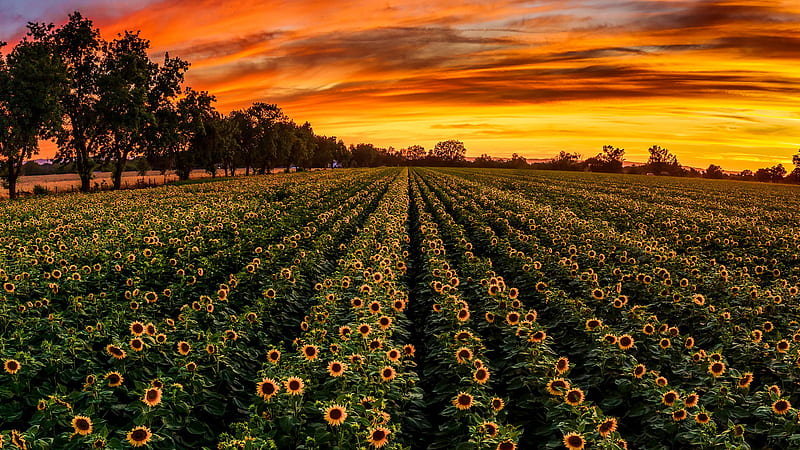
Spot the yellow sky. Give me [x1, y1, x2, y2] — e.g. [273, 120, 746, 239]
[7, 0, 800, 171]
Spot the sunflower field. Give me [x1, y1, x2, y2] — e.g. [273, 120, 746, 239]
[1, 167, 799, 449]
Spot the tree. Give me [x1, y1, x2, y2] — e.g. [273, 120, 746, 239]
[645, 145, 682, 176]
[586, 145, 624, 173]
[173, 88, 216, 180]
[51, 12, 108, 192]
[755, 164, 786, 182]
[400, 145, 426, 161]
[142, 52, 190, 174]
[98, 30, 156, 190]
[550, 151, 582, 171]
[0, 25, 66, 199]
[704, 164, 725, 179]
[430, 140, 466, 161]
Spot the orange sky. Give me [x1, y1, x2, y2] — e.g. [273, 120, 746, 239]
[4, 0, 800, 171]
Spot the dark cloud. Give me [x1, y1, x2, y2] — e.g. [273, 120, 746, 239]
[712, 35, 800, 58]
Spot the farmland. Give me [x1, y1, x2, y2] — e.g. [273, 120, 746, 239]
[1, 168, 799, 449]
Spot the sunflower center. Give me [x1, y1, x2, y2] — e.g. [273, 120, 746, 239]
[329, 408, 343, 419]
[131, 429, 148, 441]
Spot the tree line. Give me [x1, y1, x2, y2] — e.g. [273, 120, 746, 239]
[472, 145, 800, 184]
[2, 12, 798, 200]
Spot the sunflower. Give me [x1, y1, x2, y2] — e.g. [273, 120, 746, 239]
[142, 387, 162, 407]
[104, 371, 124, 387]
[130, 321, 145, 336]
[11, 429, 25, 449]
[71, 415, 93, 436]
[585, 319, 602, 331]
[366, 427, 391, 448]
[591, 289, 605, 300]
[497, 441, 517, 450]
[302, 345, 319, 361]
[546, 378, 570, 395]
[324, 404, 348, 426]
[322, 361, 344, 377]
[555, 357, 569, 374]
[380, 366, 396, 382]
[256, 378, 280, 400]
[368, 301, 382, 314]
[358, 323, 372, 337]
[563, 432, 585, 450]
[684, 393, 699, 408]
[506, 312, 520, 325]
[130, 338, 144, 352]
[176, 341, 191, 356]
[529, 330, 546, 343]
[564, 388, 584, 406]
[535, 281, 547, 292]
[659, 338, 671, 349]
[684, 337, 695, 349]
[772, 399, 792, 415]
[603, 334, 618, 345]
[285, 377, 305, 395]
[694, 412, 711, 424]
[455, 331, 473, 342]
[480, 421, 499, 437]
[633, 364, 646, 378]
[708, 362, 726, 377]
[777, 340, 791, 353]
[126, 426, 152, 447]
[597, 418, 617, 437]
[206, 344, 216, 355]
[402, 344, 416, 357]
[267, 349, 281, 363]
[185, 362, 197, 372]
[733, 424, 745, 437]
[672, 409, 688, 421]
[662, 391, 679, 406]
[618, 335, 634, 350]
[485, 312, 495, 323]
[738, 373, 754, 389]
[457, 308, 470, 321]
[378, 316, 392, 330]
[453, 392, 474, 410]
[4, 359, 21, 374]
[769, 385, 782, 396]
[642, 324, 655, 335]
[491, 397, 505, 411]
[655, 376, 668, 387]
[456, 347, 473, 364]
[474, 367, 490, 384]
[105, 345, 126, 360]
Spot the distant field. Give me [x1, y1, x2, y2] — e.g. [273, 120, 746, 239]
[1, 169, 252, 198]
[1, 168, 799, 449]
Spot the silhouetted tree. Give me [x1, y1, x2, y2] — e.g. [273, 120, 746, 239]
[550, 151, 582, 171]
[174, 88, 216, 180]
[755, 164, 786, 182]
[586, 145, 624, 173]
[705, 164, 725, 179]
[429, 140, 466, 161]
[50, 12, 109, 192]
[0, 24, 65, 199]
[645, 145, 682, 175]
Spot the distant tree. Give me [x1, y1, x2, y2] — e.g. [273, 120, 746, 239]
[50, 12, 109, 192]
[508, 153, 528, 169]
[332, 139, 349, 167]
[98, 30, 156, 190]
[290, 121, 316, 171]
[704, 164, 725, 179]
[174, 88, 216, 180]
[312, 135, 340, 168]
[473, 154, 495, 167]
[550, 151, 582, 171]
[789, 150, 800, 184]
[586, 145, 624, 173]
[755, 164, 786, 182]
[645, 145, 682, 176]
[430, 140, 466, 161]
[401, 145, 426, 161]
[0, 25, 66, 199]
[738, 169, 754, 181]
[142, 52, 190, 174]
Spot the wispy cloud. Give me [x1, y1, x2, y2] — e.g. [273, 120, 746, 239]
[2, 0, 799, 170]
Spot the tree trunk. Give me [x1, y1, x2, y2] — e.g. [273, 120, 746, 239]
[112, 158, 127, 190]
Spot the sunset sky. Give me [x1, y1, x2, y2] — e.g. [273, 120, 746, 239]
[2, 0, 799, 171]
